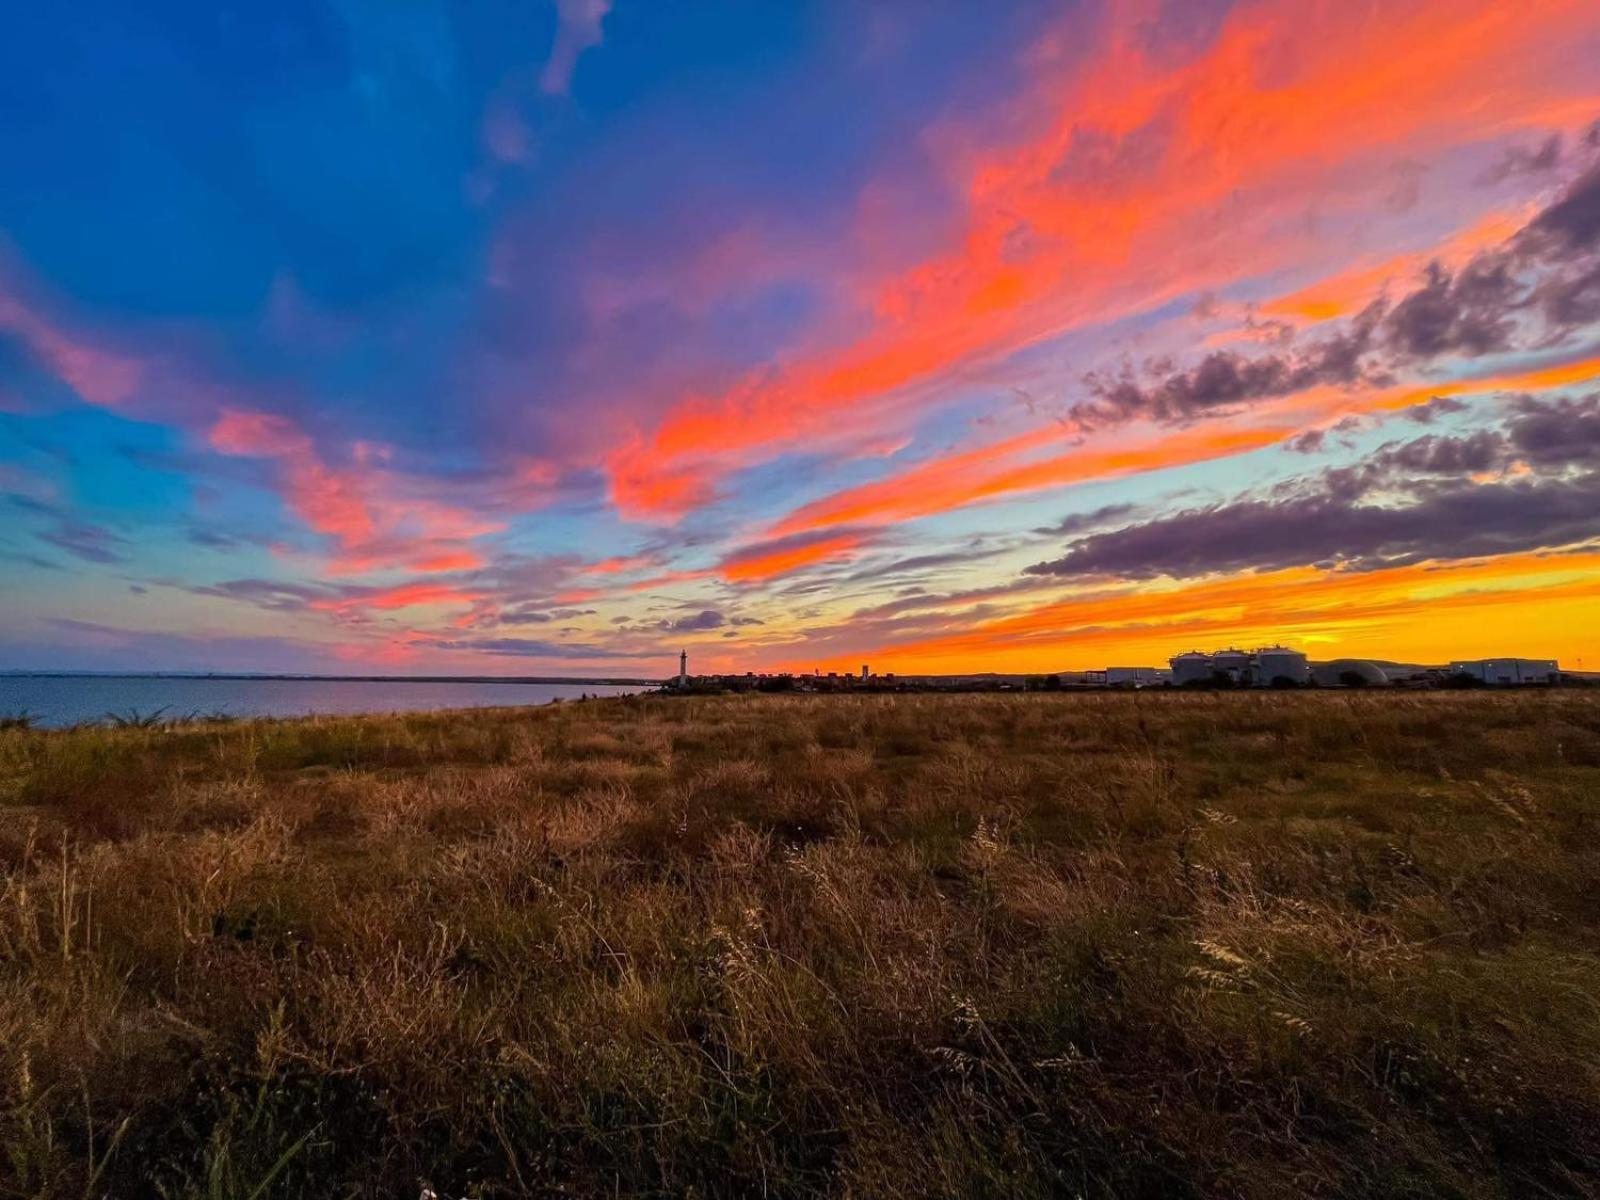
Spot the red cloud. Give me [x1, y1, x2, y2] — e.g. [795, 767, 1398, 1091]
[605, 0, 1600, 520]
[209, 407, 503, 575]
[717, 531, 867, 582]
[309, 582, 488, 617]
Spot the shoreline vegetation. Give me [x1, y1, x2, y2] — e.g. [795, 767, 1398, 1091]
[3, 691, 1598, 1196]
[0, 671, 663, 686]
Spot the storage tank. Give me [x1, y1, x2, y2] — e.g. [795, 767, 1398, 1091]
[1211, 648, 1253, 683]
[1169, 651, 1213, 685]
[1255, 646, 1310, 687]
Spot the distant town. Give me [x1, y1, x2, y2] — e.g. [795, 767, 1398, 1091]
[664, 646, 1583, 695]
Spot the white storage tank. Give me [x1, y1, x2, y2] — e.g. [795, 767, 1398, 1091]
[1255, 646, 1310, 687]
[1170, 651, 1213, 685]
[1211, 648, 1253, 683]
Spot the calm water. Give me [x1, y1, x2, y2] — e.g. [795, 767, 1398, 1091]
[0, 676, 643, 728]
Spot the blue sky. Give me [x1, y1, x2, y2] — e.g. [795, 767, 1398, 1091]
[3, 0, 1600, 674]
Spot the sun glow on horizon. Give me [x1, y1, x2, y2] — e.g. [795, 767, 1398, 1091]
[1, 0, 1598, 675]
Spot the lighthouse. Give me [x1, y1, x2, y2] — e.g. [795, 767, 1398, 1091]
[678, 649, 688, 687]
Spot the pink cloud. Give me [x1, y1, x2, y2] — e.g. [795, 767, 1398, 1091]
[209, 407, 504, 575]
[599, 0, 1600, 521]
[0, 289, 143, 410]
[309, 581, 487, 615]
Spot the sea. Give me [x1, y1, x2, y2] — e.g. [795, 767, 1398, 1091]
[0, 675, 646, 729]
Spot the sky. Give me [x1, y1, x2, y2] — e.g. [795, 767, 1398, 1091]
[3, 0, 1600, 678]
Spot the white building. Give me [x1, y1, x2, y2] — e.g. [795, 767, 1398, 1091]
[1169, 646, 1310, 687]
[1449, 658, 1559, 685]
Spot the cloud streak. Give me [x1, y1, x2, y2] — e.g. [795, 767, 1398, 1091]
[540, 0, 611, 95]
[604, 0, 1600, 519]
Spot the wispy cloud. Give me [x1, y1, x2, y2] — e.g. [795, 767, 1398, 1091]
[540, 0, 611, 95]
[604, 0, 1600, 519]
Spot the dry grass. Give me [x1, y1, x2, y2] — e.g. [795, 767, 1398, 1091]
[2, 690, 1599, 1197]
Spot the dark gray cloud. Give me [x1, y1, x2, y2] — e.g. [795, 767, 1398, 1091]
[1035, 502, 1141, 535]
[187, 578, 330, 612]
[1477, 133, 1564, 186]
[1027, 395, 1600, 581]
[1404, 396, 1469, 424]
[1530, 259, 1600, 329]
[499, 605, 597, 625]
[5, 494, 56, 517]
[0, 550, 65, 571]
[848, 574, 1057, 622]
[846, 549, 988, 581]
[1380, 257, 1519, 360]
[660, 609, 725, 633]
[1370, 429, 1506, 476]
[1506, 391, 1600, 465]
[4, 494, 129, 565]
[1026, 473, 1600, 581]
[1283, 429, 1325, 454]
[37, 522, 128, 564]
[1318, 425, 1512, 501]
[1524, 163, 1600, 252]
[1074, 162, 1600, 430]
[187, 527, 241, 550]
[1075, 315, 1380, 426]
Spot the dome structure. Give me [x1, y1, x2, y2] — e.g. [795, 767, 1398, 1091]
[1312, 659, 1389, 687]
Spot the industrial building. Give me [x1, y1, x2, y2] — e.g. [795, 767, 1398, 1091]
[1169, 646, 1311, 687]
[1448, 658, 1560, 685]
[1103, 666, 1171, 687]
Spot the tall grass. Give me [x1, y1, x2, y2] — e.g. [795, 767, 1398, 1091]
[1, 691, 1598, 1197]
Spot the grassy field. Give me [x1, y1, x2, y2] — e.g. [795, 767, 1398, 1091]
[2, 691, 1599, 1198]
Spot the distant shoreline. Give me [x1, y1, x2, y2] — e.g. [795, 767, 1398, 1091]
[0, 671, 663, 687]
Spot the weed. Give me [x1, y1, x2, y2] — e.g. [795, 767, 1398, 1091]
[0, 691, 1597, 1196]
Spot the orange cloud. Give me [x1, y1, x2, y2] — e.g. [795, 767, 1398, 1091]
[802, 550, 1600, 674]
[768, 350, 1600, 541]
[772, 422, 1291, 536]
[309, 582, 487, 615]
[1262, 211, 1529, 322]
[1307, 354, 1600, 426]
[581, 553, 658, 576]
[410, 550, 485, 573]
[718, 532, 866, 582]
[606, 0, 1600, 519]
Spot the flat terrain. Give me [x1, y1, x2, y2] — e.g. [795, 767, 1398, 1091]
[2, 691, 1599, 1198]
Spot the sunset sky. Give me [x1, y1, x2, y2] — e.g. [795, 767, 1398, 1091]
[3, 0, 1600, 676]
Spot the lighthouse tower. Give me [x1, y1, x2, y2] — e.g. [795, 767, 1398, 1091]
[678, 649, 688, 687]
